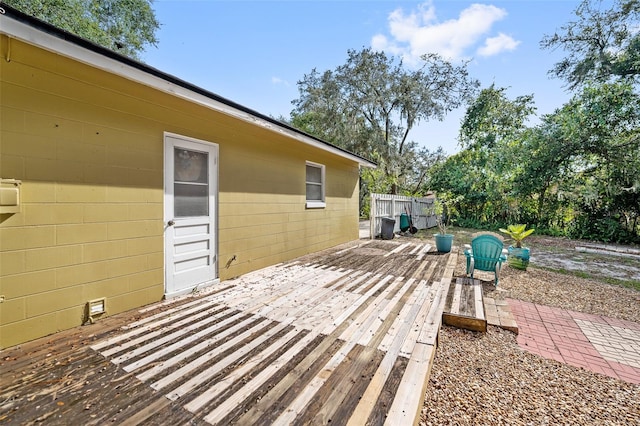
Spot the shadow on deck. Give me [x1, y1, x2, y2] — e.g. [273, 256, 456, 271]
[0, 239, 458, 425]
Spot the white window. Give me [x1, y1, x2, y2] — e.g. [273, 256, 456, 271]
[306, 161, 325, 208]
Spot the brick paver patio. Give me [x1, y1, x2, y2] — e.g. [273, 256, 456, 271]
[508, 299, 640, 384]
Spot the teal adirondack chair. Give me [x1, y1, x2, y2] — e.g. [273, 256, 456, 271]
[464, 233, 508, 286]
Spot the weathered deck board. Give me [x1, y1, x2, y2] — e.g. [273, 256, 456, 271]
[0, 239, 458, 426]
[443, 276, 487, 332]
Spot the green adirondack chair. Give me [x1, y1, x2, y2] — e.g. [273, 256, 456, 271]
[464, 233, 508, 286]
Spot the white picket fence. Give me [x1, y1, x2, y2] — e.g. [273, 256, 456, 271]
[369, 193, 437, 238]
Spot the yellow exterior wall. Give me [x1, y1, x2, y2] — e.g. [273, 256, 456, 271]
[0, 37, 361, 349]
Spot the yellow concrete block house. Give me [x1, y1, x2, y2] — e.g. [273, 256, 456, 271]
[0, 6, 374, 349]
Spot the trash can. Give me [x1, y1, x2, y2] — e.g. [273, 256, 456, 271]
[381, 217, 395, 240]
[399, 213, 410, 232]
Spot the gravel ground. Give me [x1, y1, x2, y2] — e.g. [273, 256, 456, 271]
[421, 326, 640, 425]
[420, 243, 640, 426]
[497, 266, 640, 323]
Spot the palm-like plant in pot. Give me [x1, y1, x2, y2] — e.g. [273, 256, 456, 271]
[499, 224, 535, 270]
[432, 196, 454, 253]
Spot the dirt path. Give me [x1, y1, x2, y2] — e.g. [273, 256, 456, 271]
[428, 228, 640, 284]
[361, 220, 640, 283]
[527, 235, 640, 282]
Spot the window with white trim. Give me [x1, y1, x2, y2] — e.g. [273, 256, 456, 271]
[305, 161, 325, 208]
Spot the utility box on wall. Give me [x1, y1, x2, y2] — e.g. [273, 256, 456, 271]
[0, 179, 21, 214]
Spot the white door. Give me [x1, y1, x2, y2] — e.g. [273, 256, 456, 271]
[164, 133, 218, 298]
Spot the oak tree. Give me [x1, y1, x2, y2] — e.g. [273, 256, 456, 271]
[541, 0, 640, 90]
[291, 48, 479, 195]
[4, 0, 160, 59]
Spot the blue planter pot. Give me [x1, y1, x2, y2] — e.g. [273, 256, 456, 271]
[508, 246, 530, 270]
[434, 234, 454, 253]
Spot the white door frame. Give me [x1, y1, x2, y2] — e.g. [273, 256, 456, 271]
[164, 132, 219, 298]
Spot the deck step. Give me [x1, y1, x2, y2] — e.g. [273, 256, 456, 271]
[443, 277, 519, 334]
[443, 277, 487, 332]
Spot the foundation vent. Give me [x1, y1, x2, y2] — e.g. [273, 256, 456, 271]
[86, 298, 106, 324]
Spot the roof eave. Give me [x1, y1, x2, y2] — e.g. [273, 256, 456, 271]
[0, 6, 377, 168]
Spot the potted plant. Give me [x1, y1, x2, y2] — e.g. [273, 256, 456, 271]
[499, 224, 535, 270]
[432, 196, 454, 253]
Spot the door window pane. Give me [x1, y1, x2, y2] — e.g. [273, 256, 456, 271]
[175, 148, 208, 183]
[174, 148, 208, 217]
[175, 183, 208, 216]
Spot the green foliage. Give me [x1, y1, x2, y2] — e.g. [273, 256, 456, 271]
[428, 85, 536, 227]
[294, 2, 640, 242]
[429, 193, 461, 235]
[567, 215, 639, 244]
[427, 80, 640, 244]
[4, 0, 160, 59]
[292, 48, 478, 206]
[453, 217, 491, 231]
[526, 82, 640, 241]
[541, 0, 640, 89]
[459, 84, 536, 151]
[499, 224, 535, 248]
[603, 277, 640, 292]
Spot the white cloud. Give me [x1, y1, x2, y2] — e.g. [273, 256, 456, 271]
[372, 1, 519, 64]
[477, 33, 520, 57]
[371, 34, 403, 56]
[271, 77, 290, 86]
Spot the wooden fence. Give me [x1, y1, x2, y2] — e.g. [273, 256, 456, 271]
[369, 193, 437, 238]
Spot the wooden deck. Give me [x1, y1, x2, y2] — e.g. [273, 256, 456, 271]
[0, 239, 457, 425]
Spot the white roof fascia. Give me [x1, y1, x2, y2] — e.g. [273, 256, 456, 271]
[0, 13, 376, 168]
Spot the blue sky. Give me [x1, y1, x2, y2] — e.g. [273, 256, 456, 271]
[143, 0, 584, 154]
